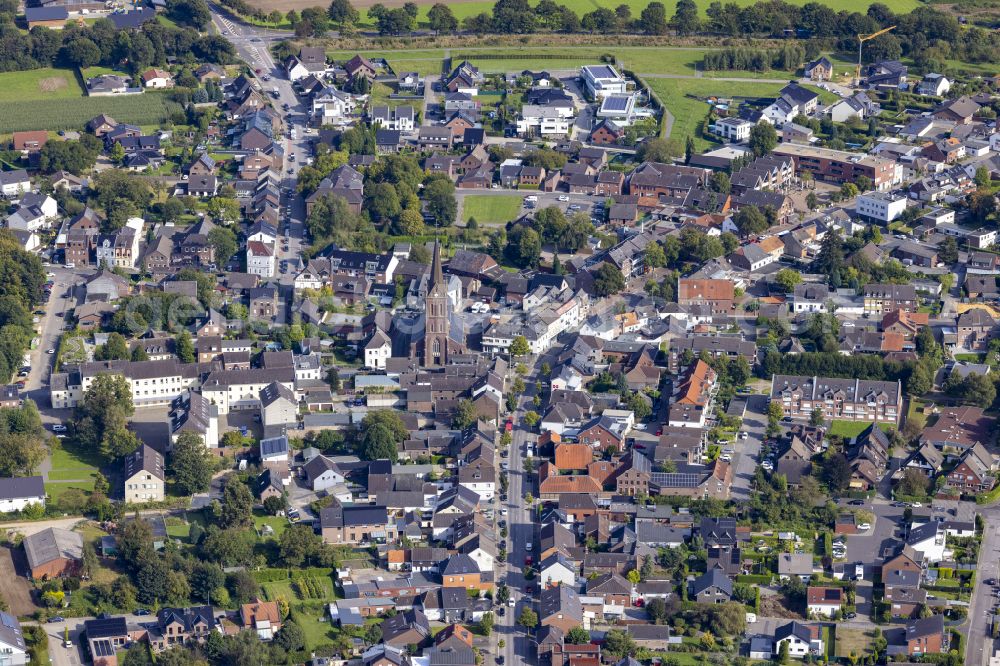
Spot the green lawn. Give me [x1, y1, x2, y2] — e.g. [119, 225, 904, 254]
[50, 443, 102, 474]
[291, 607, 334, 651]
[328, 46, 781, 78]
[827, 420, 895, 439]
[646, 78, 835, 148]
[462, 195, 523, 224]
[647, 78, 786, 150]
[253, 511, 288, 538]
[0, 68, 83, 102]
[165, 516, 191, 540]
[45, 480, 94, 502]
[262, 577, 335, 602]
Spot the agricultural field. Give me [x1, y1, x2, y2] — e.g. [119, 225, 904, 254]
[461, 194, 523, 224]
[0, 94, 178, 133]
[0, 68, 84, 102]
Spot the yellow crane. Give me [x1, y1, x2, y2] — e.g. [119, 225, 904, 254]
[855, 25, 896, 85]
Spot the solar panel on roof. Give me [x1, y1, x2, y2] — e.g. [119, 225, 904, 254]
[602, 97, 629, 112]
[94, 640, 115, 657]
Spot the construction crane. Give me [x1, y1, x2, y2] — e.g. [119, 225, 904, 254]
[855, 25, 896, 86]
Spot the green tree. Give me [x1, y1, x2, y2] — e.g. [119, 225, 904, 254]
[593, 263, 625, 297]
[275, 620, 306, 652]
[734, 205, 768, 237]
[190, 562, 225, 603]
[452, 399, 478, 430]
[748, 123, 777, 157]
[170, 432, 215, 495]
[638, 1, 668, 33]
[810, 407, 825, 427]
[359, 410, 408, 461]
[602, 630, 636, 659]
[774, 268, 802, 292]
[427, 2, 458, 32]
[566, 627, 591, 644]
[821, 452, 852, 492]
[95, 333, 129, 361]
[75, 373, 139, 462]
[279, 524, 322, 567]
[523, 411, 540, 427]
[518, 607, 538, 629]
[509, 336, 530, 357]
[208, 226, 238, 265]
[671, 0, 698, 34]
[218, 480, 254, 529]
[479, 612, 494, 637]
[327, 0, 358, 25]
[175, 330, 195, 363]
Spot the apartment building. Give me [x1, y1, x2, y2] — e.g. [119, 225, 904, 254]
[862, 283, 918, 315]
[201, 366, 295, 414]
[773, 143, 899, 191]
[50, 359, 204, 409]
[770, 375, 902, 425]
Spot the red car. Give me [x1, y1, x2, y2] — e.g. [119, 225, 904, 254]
[254, 68, 262, 74]
[524, 556, 532, 566]
[655, 428, 663, 436]
[505, 420, 513, 432]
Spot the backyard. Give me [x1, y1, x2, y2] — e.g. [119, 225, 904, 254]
[45, 443, 101, 501]
[827, 420, 896, 439]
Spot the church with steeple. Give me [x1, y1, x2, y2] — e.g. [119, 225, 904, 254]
[423, 240, 451, 367]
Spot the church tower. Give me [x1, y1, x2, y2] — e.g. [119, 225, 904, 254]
[423, 240, 449, 367]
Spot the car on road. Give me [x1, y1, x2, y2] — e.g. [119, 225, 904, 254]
[845, 612, 857, 619]
[48, 616, 64, 623]
[134, 609, 151, 616]
[858, 522, 871, 531]
[496, 658, 504, 665]
[557, 195, 569, 202]
[849, 499, 865, 505]
[988, 579, 997, 586]
[52, 424, 67, 432]
[497, 607, 505, 617]
[720, 454, 732, 461]
[46, 348, 54, 354]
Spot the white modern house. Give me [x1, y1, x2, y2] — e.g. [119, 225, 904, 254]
[364, 329, 392, 369]
[856, 191, 908, 223]
[580, 64, 628, 99]
[713, 117, 754, 142]
[517, 105, 574, 136]
[312, 86, 357, 125]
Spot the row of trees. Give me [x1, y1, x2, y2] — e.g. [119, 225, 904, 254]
[701, 44, 807, 73]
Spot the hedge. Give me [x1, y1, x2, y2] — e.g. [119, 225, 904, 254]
[736, 574, 773, 584]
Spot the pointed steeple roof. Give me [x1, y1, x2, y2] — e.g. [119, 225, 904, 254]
[431, 239, 444, 289]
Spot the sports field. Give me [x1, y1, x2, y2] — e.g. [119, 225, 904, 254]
[0, 68, 84, 102]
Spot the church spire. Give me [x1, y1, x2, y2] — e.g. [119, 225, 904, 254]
[431, 239, 444, 288]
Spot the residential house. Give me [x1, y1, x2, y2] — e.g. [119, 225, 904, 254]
[122, 444, 164, 503]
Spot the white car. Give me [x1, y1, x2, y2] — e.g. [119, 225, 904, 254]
[634, 423, 647, 430]
[858, 522, 871, 531]
[557, 195, 569, 202]
[46, 349, 55, 354]
[51, 424, 67, 432]
[720, 454, 732, 462]
[911, 502, 923, 508]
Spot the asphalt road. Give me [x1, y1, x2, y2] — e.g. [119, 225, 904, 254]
[27, 265, 75, 414]
[209, 3, 310, 284]
[967, 504, 1000, 666]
